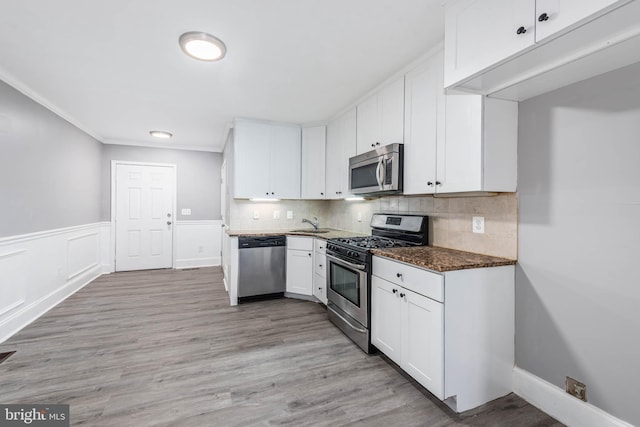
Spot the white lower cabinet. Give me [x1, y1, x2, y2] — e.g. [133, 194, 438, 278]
[286, 237, 313, 296]
[371, 275, 444, 399]
[371, 255, 515, 413]
[312, 239, 327, 304]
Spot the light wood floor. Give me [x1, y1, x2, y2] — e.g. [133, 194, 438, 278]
[0, 267, 562, 426]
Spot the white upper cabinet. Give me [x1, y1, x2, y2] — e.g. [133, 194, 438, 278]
[356, 77, 405, 154]
[403, 50, 442, 195]
[444, 0, 535, 88]
[535, 0, 623, 42]
[326, 108, 356, 199]
[301, 125, 327, 199]
[233, 119, 301, 199]
[404, 47, 517, 195]
[444, 0, 635, 99]
[438, 94, 518, 193]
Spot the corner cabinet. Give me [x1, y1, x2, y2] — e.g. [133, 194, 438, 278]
[356, 77, 405, 154]
[371, 255, 515, 413]
[233, 119, 301, 199]
[325, 108, 356, 199]
[444, 0, 635, 99]
[286, 236, 313, 296]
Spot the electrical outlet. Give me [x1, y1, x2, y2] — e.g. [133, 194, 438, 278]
[357, 212, 362, 222]
[472, 216, 485, 234]
[286, 211, 293, 219]
[273, 210, 280, 220]
[565, 376, 587, 402]
[253, 210, 260, 220]
[181, 208, 191, 216]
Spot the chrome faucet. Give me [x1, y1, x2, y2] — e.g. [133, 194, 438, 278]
[301, 216, 319, 230]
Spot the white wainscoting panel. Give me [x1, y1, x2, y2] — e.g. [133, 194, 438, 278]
[0, 223, 110, 344]
[67, 232, 99, 280]
[175, 220, 222, 269]
[513, 367, 635, 427]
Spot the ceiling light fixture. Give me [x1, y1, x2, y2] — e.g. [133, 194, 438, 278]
[179, 31, 226, 61]
[149, 130, 173, 139]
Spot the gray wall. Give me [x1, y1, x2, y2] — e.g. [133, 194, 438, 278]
[517, 62, 640, 425]
[101, 145, 222, 222]
[0, 81, 102, 238]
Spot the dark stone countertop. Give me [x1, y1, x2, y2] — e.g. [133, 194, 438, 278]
[371, 246, 516, 272]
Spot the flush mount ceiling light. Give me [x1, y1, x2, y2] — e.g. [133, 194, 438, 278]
[149, 130, 173, 139]
[179, 31, 226, 61]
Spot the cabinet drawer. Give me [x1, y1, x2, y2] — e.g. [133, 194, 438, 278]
[314, 253, 327, 277]
[314, 238, 327, 254]
[287, 236, 313, 251]
[372, 256, 444, 303]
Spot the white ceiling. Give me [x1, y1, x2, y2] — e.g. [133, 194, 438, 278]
[0, 0, 444, 152]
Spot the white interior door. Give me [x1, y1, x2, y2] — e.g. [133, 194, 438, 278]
[115, 163, 175, 272]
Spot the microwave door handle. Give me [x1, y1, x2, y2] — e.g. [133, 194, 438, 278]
[376, 158, 384, 189]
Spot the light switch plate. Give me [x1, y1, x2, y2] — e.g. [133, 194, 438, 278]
[357, 212, 362, 222]
[273, 210, 280, 220]
[286, 211, 293, 219]
[472, 216, 485, 234]
[253, 211, 260, 220]
[181, 208, 191, 216]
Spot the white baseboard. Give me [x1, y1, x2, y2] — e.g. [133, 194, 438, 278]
[513, 367, 634, 427]
[175, 256, 221, 269]
[174, 220, 222, 269]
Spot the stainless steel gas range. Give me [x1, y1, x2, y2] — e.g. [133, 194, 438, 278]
[325, 213, 429, 353]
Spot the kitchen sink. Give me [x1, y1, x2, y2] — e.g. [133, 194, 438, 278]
[289, 229, 330, 234]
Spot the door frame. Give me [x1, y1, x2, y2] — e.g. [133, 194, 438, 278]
[110, 160, 178, 271]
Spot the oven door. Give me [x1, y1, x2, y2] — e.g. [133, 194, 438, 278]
[326, 253, 368, 327]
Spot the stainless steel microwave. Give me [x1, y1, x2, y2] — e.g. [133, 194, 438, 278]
[348, 143, 403, 195]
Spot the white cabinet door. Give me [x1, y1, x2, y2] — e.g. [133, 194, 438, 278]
[356, 77, 405, 154]
[233, 120, 271, 198]
[301, 125, 326, 199]
[535, 0, 625, 41]
[444, 0, 535, 87]
[313, 272, 327, 304]
[379, 77, 405, 146]
[326, 108, 356, 199]
[371, 276, 402, 365]
[403, 52, 441, 195]
[270, 125, 301, 199]
[233, 120, 301, 199]
[286, 249, 313, 295]
[356, 94, 379, 154]
[401, 288, 445, 400]
[437, 93, 484, 193]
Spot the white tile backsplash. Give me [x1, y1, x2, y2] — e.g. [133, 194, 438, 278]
[229, 193, 518, 259]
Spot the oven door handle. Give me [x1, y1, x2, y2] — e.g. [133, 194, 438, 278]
[329, 306, 367, 334]
[326, 254, 367, 271]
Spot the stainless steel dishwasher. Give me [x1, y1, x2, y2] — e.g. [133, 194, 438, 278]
[237, 235, 286, 302]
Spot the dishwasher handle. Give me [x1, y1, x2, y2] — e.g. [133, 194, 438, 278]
[238, 235, 286, 249]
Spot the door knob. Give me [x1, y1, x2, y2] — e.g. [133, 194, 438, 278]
[516, 26, 527, 35]
[167, 221, 172, 226]
[538, 12, 549, 22]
